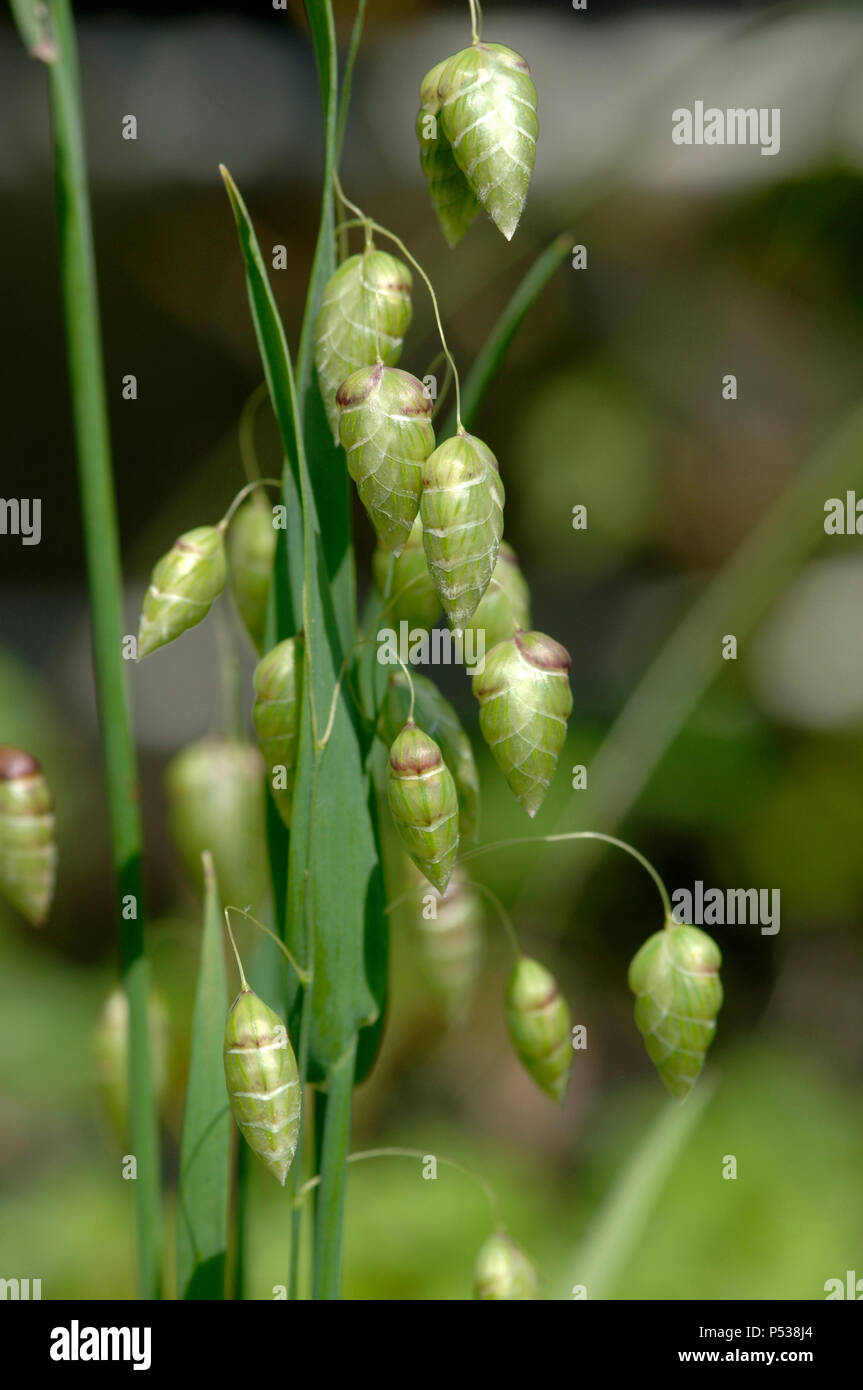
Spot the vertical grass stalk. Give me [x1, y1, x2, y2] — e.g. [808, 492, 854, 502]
[15, 0, 163, 1296]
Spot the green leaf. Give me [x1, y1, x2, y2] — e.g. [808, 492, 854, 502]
[175, 852, 231, 1300]
[442, 232, 572, 439]
[220, 167, 387, 1080]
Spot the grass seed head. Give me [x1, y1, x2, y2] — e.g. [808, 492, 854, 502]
[381, 671, 480, 842]
[404, 859, 485, 1026]
[252, 636, 304, 829]
[472, 628, 572, 817]
[473, 1231, 541, 1300]
[373, 514, 441, 630]
[223, 988, 300, 1186]
[93, 985, 171, 1144]
[628, 922, 723, 1100]
[418, 44, 538, 244]
[505, 955, 573, 1103]
[226, 501, 276, 654]
[387, 721, 460, 894]
[420, 431, 505, 630]
[136, 525, 226, 660]
[316, 248, 413, 441]
[463, 540, 532, 651]
[337, 363, 435, 554]
[0, 745, 56, 926]
[164, 738, 269, 909]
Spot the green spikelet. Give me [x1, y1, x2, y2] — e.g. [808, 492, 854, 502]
[405, 860, 484, 1026]
[372, 515, 440, 630]
[315, 247, 413, 441]
[387, 720, 459, 894]
[473, 1232, 541, 1300]
[417, 58, 481, 248]
[136, 525, 226, 659]
[337, 363, 435, 554]
[420, 430, 505, 630]
[93, 985, 171, 1145]
[505, 956, 572, 1103]
[628, 922, 723, 1100]
[464, 540, 531, 651]
[417, 43, 538, 244]
[0, 746, 56, 926]
[380, 671, 480, 842]
[226, 500, 276, 654]
[223, 988, 300, 1186]
[165, 738, 269, 909]
[252, 636, 303, 829]
[472, 628, 572, 818]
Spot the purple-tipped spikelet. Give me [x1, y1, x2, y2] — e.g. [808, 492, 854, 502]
[0, 746, 56, 926]
[628, 922, 723, 1100]
[136, 525, 226, 659]
[223, 988, 300, 1186]
[387, 720, 459, 894]
[337, 363, 435, 555]
[472, 628, 572, 817]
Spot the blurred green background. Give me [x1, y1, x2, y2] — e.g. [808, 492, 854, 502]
[2, 0, 862, 1299]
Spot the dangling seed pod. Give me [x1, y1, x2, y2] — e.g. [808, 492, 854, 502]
[473, 628, 572, 818]
[372, 515, 440, 630]
[0, 746, 56, 926]
[165, 738, 269, 909]
[315, 247, 413, 442]
[137, 525, 227, 659]
[628, 922, 723, 1100]
[505, 956, 573, 1103]
[464, 541, 531, 651]
[416, 58, 481, 248]
[404, 860, 484, 1026]
[337, 363, 435, 555]
[380, 671, 479, 842]
[226, 500, 276, 654]
[420, 431, 505, 630]
[223, 988, 300, 1185]
[417, 44, 538, 244]
[93, 985, 171, 1144]
[387, 720, 459, 894]
[473, 1232, 541, 1301]
[252, 636, 303, 828]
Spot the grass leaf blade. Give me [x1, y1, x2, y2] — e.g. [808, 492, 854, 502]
[176, 852, 231, 1300]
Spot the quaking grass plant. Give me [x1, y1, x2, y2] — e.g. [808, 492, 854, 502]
[13, 0, 731, 1301]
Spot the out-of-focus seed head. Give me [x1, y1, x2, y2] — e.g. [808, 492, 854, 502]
[252, 636, 304, 829]
[372, 515, 441, 630]
[464, 540, 531, 651]
[473, 1231, 541, 1300]
[93, 985, 171, 1144]
[505, 955, 573, 1103]
[164, 738, 269, 909]
[404, 859, 484, 1026]
[0, 745, 56, 926]
[226, 501, 276, 654]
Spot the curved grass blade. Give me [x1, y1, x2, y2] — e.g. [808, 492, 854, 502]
[176, 853, 231, 1300]
[441, 232, 571, 439]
